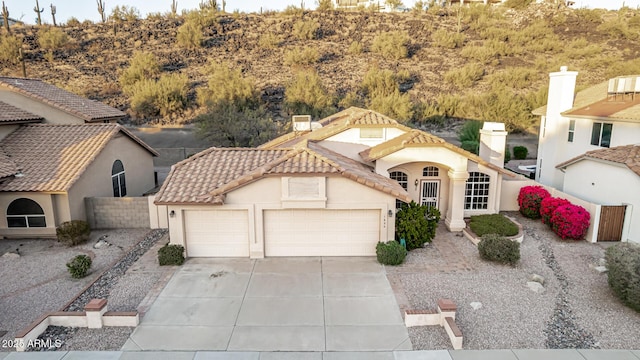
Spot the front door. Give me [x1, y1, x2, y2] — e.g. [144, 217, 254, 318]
[420, 180, 439, 209]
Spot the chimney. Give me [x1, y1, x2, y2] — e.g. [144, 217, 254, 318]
[546, 66, 578, 118]
[292, 115, 312, 132]
[479, 122, 507, 168]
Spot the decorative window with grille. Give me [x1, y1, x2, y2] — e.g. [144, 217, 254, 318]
[422, 166, 439, 177]
[389, 171, 408, 209]
[465, 172, 490, 210]
[7, 198, 46, 228]
[112, 160, 127, 197]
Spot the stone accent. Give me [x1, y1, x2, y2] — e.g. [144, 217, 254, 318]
[85, 197, 150, 229]
[404, 298, 463, 350]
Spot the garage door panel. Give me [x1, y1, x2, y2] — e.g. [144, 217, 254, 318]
[264, 209, 380, 257]
[184, 210, 249, 257]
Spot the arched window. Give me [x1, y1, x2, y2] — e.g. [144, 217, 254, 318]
[465, 172, 490, 210]
[112, 160, 127, 197]
[7, 198, 46, 228]
[423, 166, 439, 177]
[390, 171, 408, 209]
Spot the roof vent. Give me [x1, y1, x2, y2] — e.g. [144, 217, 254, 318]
[608, 75, 640, 100]
[292, 115, 312, 132]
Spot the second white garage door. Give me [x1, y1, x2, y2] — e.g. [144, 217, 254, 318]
[183, 210, 249, 257]
[264, 209, 381, 257]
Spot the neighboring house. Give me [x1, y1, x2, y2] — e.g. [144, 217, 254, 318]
[0, 77, 157, 238]
[155, 107, 514, 258]
[534, 67, 640, 243]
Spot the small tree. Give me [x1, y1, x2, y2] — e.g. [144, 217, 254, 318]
[284, 69, 335, 117]
[196, 61, 257, 109]
[293, 19, 319, 40]
[0, 35, 21, 65]
[176, 20, 203, 48]
[38, 26, 69, 61]
[458, 120, 482, 154]
[119, 51, 161, 87]
[395, 201, 441, 250]
[371, 31, 410, 60]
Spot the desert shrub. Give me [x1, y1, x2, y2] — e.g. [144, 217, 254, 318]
[259, 33, 280, 49]
[605, 58, 640, 79]
[513, 145, 528, 159]
[56, 220, 91, 247]
[395, 201, 441, 251]
[540, 197, 570, 226]
[517, 185, 550, 219]
[348, 40, 364, 55]
[416, 94, 461, 123]
[284, 46, 320, 66]
[574, 8, 603, 24]
[196, 102, 279, 147]
[283, 5, 304, 15]
[37, 27, 69, 50]
[605, 243, 640, 312]
[444, 63, 485, 88]
[469, 214, 519, 237]
[183, 8, 219, 28]
[478, 234, 520, 265]
[503, 0, 533, 9]
[550, 204, 590, 240]
[371, 31, 410, 60]
[457, 85, 537, 132]
[66, 17, 81, 26]
[119, 52, 161, 88]
[158, 244, 185, 266]
[177, 21, 203, 48]
[460, 45, 499, 64]
[376, 241, 407, 266]
[66, 254, 92, 279]
[126, 73, 189, 117]
[598, 17, 636, 40]
[110, 5, 140, 22]
[367, 90, 414, 122]
[488, 68, 537, 90]
[0, 35, 21, 65]
[316, 0, 334, 11]
[565, 38, 603, 59]
[197, 61, 257, 109]
[285, 69, 335, 117]
[361, 67, 410, 98]
[293, 19, 319, 40]
[431, 29, 465, 49]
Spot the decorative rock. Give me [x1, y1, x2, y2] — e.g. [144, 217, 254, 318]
[527, 281, 545, 293]
[93, 240, 111, 249]
[2, 251, 20, 259]
[529, 273, 545, 285]
[594, 266, 608, 274]
[598, 258, 606, 267]
[470, 302, 482, 310]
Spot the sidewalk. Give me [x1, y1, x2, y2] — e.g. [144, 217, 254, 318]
[2, 349, 640, 359]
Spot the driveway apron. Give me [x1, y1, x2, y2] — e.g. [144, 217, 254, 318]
[123, 257, 412, 351]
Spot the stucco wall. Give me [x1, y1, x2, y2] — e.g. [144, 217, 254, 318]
[85, 197, 150, 229]
[68, 134, 155, 221]
[324, 127, 406, 147]
[388, 162, 450, 217]
[0, 192, 56, 238]
[0, 90, 87, 125]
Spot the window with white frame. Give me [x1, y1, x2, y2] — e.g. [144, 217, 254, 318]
[590, 122, 612, 148]
[7, 198, 46, 228]
[422, 166, 439, 177]
[464, 172, 490, 210]
[567, 120, 575, 142]
[112, 160, 127, 197]
[389, 171, 408, 209]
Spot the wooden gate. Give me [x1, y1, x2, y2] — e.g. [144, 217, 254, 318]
[597, 205, 627, 241]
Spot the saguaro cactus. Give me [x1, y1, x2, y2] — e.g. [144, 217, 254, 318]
[96, 0, 106, 23]
[50, 3, 56, 26]
[34, 0, 44, 25]
[18, 48, 26, 77]
[171, 0, 178, 15]
[2, 1, 10, 33]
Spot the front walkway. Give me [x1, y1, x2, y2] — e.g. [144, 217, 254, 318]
[122, 257, 411, 352]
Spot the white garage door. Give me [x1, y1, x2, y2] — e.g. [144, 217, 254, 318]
[264, 209, 380, 257]
[183, 210, 249, 257]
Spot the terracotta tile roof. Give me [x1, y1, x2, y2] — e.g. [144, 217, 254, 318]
[0, 124, 157, 192]
[0, 101, 44, 124]
[556, 144, 640, 177]
[259, 107, 412, 149]
[360, 129, 516, 176]
[154, 141, 412, 205]
[0, 77, 125, 122]
[0, 149, 18, 179]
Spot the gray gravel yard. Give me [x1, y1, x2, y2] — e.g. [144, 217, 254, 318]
[0, 229, 151, 346]
[387, 213, 640, 350]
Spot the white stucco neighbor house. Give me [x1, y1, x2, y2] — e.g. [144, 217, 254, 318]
[155, 107, 515, 258]
[534, 67, 640, 243]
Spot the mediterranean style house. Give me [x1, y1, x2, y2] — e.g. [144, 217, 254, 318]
[534, 68, 640, 243]
[0, 77, 157, 238]
[155, 107, 515, 258]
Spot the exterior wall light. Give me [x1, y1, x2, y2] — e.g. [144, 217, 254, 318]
[388, 209, 393, 217]
[169, 210, 176, 218]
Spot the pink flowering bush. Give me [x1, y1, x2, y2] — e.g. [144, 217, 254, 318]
[540, 197, 571, 226]
[517, 186, 550, 219]
[550, 204, 591, 240]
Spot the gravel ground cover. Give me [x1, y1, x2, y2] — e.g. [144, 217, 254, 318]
[390, 212, 640, 350]
[0, 229, 149, 344]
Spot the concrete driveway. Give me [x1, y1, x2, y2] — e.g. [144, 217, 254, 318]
[122, 257, 412, 352]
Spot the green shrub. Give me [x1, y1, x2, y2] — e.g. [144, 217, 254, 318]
[371, 31, 410, 60]
[376, 241, 407, 266]
[461, 140, 479, 154]
[158, 244, 185, 266]
[478, 234, 520, 265]
[66, 254, 92, 278]
[119, 52, 161, 88]
[284, 46, 320, 66]
[126, 73, 189, 117]
[469, 214, 519, 237]
[0, 35, 21, 65]
[395, 201, 441, 251]
[488, 67, 537, 90]
[597, 17, 636, 40]
[367, 90, 414, 123]
[37, 27, 69, 50]
[177, 21, 203, 48]
[431, 29, 465, 49]
[259, 33, 281, 49]
[361, 67, 410, 98]
[348, 40, 364, 55]
[513, 145, 528, 159]
[504, 146, 511, 164]
[196, 102, 278, 147]
[56, 220, 91, 247]
[460, 45, 499, 64]
[293, 19, 319, 40]
[197, 61, 257, 109]
[444, 63, 485, 88]
[285, 69, 335, 117]
[605, 243, 640, 312]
